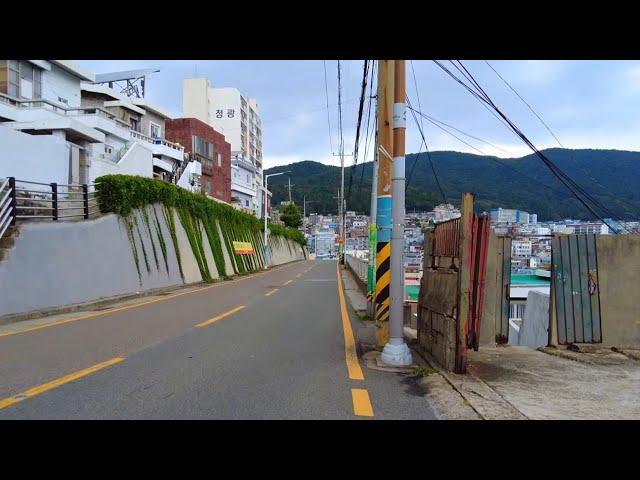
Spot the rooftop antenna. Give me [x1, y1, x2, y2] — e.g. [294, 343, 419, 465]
[93, 68, 160, 99]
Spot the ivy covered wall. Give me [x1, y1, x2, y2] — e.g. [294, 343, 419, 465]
[95, 175, 307, 286]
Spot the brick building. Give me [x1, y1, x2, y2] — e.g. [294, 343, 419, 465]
[165, 118, 231, 203]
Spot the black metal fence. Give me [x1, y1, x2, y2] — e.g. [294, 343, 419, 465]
[0, 177, 100, 239]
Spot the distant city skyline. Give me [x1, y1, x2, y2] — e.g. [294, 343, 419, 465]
[76, 60, 640, 168]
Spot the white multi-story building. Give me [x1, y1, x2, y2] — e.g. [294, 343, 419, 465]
[433, 203, 461, 222]
[512, 240, 532, 258]
[0, 60, 200, 192]
[569, 222, 610, 235]
[183, 78, 263, 216]
[490, 208, 530, 224]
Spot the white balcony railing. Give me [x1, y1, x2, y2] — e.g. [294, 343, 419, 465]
[0, 92, 131, 129]
[129, 130, 184, 154]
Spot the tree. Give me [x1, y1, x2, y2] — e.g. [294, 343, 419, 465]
[280, 202, 303, 229]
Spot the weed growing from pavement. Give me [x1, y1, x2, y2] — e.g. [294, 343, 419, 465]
[410, 366, 436, 377]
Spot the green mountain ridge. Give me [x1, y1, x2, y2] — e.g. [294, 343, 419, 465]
[264, 148, 640, 221]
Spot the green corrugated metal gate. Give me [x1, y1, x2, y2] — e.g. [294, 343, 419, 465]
[551, 234, 602, 344]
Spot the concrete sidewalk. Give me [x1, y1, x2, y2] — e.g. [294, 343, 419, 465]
[341, 265, 640, 420]
[465, 345, 640, 420]
[340, 266, 481, 420]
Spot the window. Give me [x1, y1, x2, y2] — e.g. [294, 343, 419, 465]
[193, 135, 213, 159]
[150, 122, 161, 138]
[130, 117, 140, 132]
[245, 199, 250, 207]
[216, 152, 221, 167]
[203, 181, 211, 194]
[1, 61, 43, 100]
[247, 174, 250, 183]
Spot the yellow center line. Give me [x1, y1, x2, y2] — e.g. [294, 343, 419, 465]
[0, 261, 302, 339]
[195, 305, 245, 328]
[283, 280, 293, 286]
[265, 288, 279, 297]
[336, 262, 365, 381]
[0, 357, 125, 411]
[351, 388, 374, 417]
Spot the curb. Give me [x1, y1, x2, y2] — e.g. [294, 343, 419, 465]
[0, 259, 306, 326]
[410, 343, 528, 420]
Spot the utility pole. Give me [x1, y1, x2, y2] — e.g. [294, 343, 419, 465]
[333, 153, 353, 265]
[381, 59, 412, 366]
[374, 60, 394, 346]
[367, 141, 378, 318]
[303, 196, 313, 222]
[263, 171, 290, 269]
[287, 177, 294, 204]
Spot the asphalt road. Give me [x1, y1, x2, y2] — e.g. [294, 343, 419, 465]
[0, 260, 437, 419]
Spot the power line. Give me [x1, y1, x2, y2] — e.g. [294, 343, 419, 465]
[405, 95, 447, 203]
[406, 61, 447, 203]
[323, 60, 334, 154]
[483, 61, 639, 218]
[337, 60, 346, 246]
[434, 60, 629, 233]
[357, 61, 377, 202]
[347, 60, 369, 204]
[484, 60, 564, 148]
[406, 104, 579, 200]
[409, 108, 509, 154]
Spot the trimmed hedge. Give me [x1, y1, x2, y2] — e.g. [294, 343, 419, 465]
[94, 175, 306, 246]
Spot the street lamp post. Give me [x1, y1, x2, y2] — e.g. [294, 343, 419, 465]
[263, 171, 290, 270]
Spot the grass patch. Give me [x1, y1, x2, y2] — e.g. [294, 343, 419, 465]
[410, 366, 436, 377]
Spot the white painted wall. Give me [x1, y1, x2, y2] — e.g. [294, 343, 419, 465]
[0, 126, 70, 185]
[182, 78, 210, 125]
[87, 142, 153, 184]
[42, 63, 83, 108]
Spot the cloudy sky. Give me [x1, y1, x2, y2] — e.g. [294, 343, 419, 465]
[76, 60, 640, 168]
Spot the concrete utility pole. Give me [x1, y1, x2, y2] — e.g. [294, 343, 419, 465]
[333, 153, 352, 265]
[287, 177, 294, 204]
[303, 197, 313, 223]
[381, 59, 412, 366]
[263, 171, 289, 269]
[374, 60, 394, 346]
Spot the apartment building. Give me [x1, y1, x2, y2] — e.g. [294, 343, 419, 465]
[512, 239, 532, 258]
[567, 222, 610, 235]
[0, 60, 201, 192]
[183, 78, 263, 216]
[490, 207, 530, 224]
[165, 118, 231, 203]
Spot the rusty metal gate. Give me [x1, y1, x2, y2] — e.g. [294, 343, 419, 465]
[467, 215, 490, 351]
[418, 204, 491, 373]
[551, 234, 602, 344]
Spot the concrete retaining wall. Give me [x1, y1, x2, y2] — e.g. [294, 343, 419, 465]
[0, 204, 306, 318]
[595, 235, 640, 348]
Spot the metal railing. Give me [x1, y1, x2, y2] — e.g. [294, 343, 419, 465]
[129, 130, 184, 152]
[0, 177, 15, 241]
[345, 253, 368, 283]
[1, 178, 100, 236]
[0, 93, 127, 127]
[0, 92, 174, 140]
